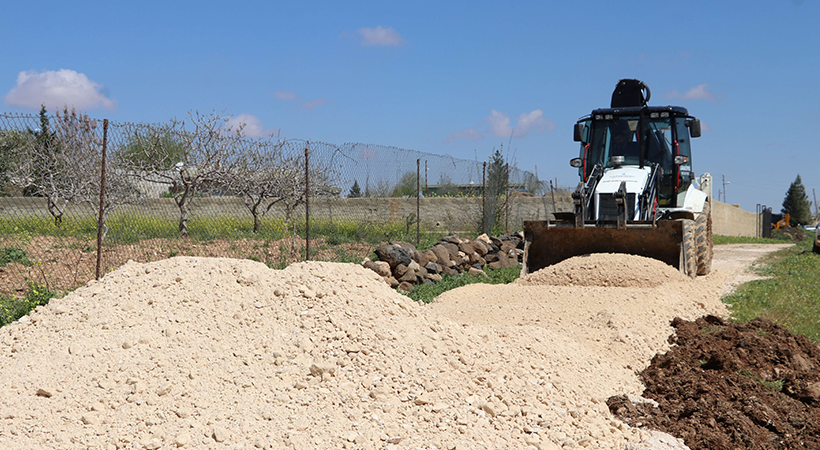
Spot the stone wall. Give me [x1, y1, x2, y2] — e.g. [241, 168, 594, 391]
[0, 195, 760, 237]
[712, 200, 760, 237]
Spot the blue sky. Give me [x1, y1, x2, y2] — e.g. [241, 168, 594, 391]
[2, 0, 818, 214]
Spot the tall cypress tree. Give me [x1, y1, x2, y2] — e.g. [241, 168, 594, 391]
[782, 174, 812, 226]
[348, 180, 362, 198]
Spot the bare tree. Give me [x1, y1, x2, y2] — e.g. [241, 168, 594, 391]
[277, 143, 339, 257]
[52, 109, 142, 237]
[14, 107, 100, 226]
[215, 138, 292, 233]
[121, 111, 243, 237]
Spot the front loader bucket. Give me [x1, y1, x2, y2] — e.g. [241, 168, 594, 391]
[522, 220, 684, 275]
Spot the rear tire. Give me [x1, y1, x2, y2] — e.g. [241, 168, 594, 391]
[695, 200, 713, 275]
[681, 219, 697, 278]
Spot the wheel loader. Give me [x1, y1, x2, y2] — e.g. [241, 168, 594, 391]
[522, 79, 713, 277]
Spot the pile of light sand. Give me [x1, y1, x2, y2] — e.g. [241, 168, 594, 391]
[517, 253, 688, 288]
[0, 255, 731, 449]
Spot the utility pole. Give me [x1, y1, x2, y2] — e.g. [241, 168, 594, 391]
[814, 188, 819, 218]
[721, 175, 730, 204]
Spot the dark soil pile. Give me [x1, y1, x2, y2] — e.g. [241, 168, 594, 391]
[607, 315, 820, 450]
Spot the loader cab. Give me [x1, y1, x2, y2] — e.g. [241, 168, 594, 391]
[572, 106, 700, 207]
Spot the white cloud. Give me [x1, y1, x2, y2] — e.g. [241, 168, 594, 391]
[445, 127, 483, 142]
[274, 91, 299, 101]
[274, 90, 328, 110]
[516, 110, 553, 133]
[224, 114, 278, 138]
[485, 109, 552, 138]
[357, 26, 405, 47]
[666, 84, 719, 101]
[4, 69, 115, 111]
[302, 98, 327, 110]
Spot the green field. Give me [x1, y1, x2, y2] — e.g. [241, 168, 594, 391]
[722, 236, 820, 342]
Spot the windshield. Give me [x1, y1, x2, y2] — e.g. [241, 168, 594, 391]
[586, 116, 673, 170]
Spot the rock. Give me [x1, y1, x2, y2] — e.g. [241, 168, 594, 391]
[458, 241, 476, 255]
[414, 266, 429, 279]
[802, 381, 820, 403]
[386, 277, 399, 288]
[440, 242, 460, 261]
[425, 262, 442, 274]
[80, 413, 100, 425]
[394, 264, 409, 279]
[363, 260, 391, 277]
[427, 273, 442, 283]
[414, 251, 429, 268]
[212, 427, 228, 443]
[468, 267, 489, 279]
[398, 270, 417, 283]
[392, 241, 420, 258]
[423, 249, 437, 264]
[375, 244, 411, 268]
[471, 239, 489, 257]
[173, 433, 190, 447]
[309, 362, 337, 377]
[35, 388, 53, 398]
[442, 267, 459, 276]
[430, 245, 451, 266]
[407, 260, 421, 272]
[441, 235, 461, 245]
[397, 282, 414, 293]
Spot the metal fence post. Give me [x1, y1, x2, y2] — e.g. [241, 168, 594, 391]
[95, 119, 108, 280]
[482, 162, 487, 235]
[416, 158, 420, 245]
[505, 162, 510, 232]
[305, 143, 310, 261]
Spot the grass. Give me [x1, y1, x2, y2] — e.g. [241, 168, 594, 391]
[406, 265, 521, 303]
[713, 235, 793, 245]
[0, 282, 56, 327]
[0, 247, 34, 267]
[737, 367, 784, 392]
[723, 235, 820, 342]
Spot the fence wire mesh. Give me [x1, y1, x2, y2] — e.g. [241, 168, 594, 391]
[0, 111, 565, 299]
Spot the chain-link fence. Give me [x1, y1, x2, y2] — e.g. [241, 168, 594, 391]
[0, 111, 571, 298]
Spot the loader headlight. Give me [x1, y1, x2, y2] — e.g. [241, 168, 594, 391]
[610, 155, 625, 167]
[570, 158, 583, 168]
[674, 155, 689, 165]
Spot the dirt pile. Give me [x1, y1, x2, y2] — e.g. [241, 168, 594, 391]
[517, 253, 688, 288]
[0, 253, 731, 450]
[608, 315, 820, 450]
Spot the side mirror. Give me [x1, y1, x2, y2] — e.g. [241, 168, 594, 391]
[573, 123, 585, 142]
[570, 158, 583, 168]
[687, 119, 702, 138]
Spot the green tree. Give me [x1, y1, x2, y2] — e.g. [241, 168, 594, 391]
[782, 174, 812, 226]
[348, 179, 362, 198]
[118, 128, 186, 170]
[486, 146, 509, 197]
[484, 145, 510, 233]
[391, 171, 418, 197]
[0, 130, 28, 195]
[436, 173, 458, 197]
